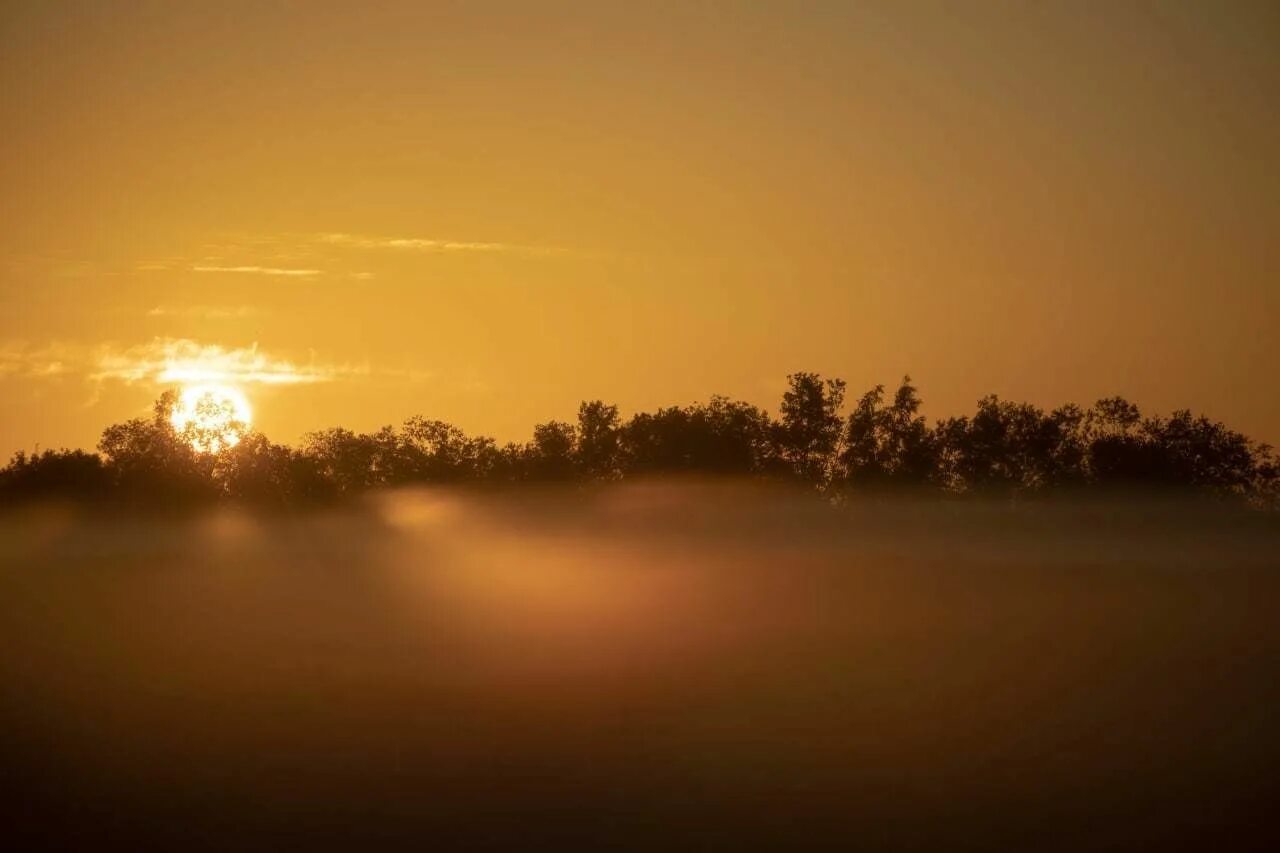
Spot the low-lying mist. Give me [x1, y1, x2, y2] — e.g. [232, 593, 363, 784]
[2, 484, 1278, 850]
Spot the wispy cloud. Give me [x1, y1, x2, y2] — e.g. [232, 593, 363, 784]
[1, 339, 491, 411]
[1, 339, 355, 387]
[320, 233, 571, 257]
[124, 230, 582, 286]
[0, 343, 70, 378]
[192, 265, 322, 277]
[91, 339, 354, 386]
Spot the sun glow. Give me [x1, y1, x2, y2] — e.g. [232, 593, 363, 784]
[171, 384, 252, 453]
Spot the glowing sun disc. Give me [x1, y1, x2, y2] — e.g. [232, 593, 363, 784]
[170, 384, 252, 453]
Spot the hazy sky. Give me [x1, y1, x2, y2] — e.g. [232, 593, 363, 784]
[2, 1, 1277, 456]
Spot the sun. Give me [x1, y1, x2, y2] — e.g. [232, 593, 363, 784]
[170, 384, 252, 453]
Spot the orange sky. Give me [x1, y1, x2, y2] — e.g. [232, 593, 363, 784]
[2, 1, 1277, 456]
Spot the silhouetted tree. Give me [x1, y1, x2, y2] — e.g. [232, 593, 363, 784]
[1254, 446, 1280, 509]
[97, 391, 216, 503]
[620, 396, 772, 476]
[399, 417, 501, 483]
[4, 380, 1276, 509]
[937, 396, 1078, 496]
[697, 396, 774, 474]
[301, 428, 388, 495]
[576, 401, 622, 480]
[1038, 404, 1091, 491]
[837, 377, 937, 492]
[622, 406, 697, 474]
[0, 449, 110, 503]
[1082, 396, 1152, 487]
[1084, 405, 1263, 498]
[178, 390, 249, 453]
[774, 373, 845, 484]
[521, 421, 577, 481]
[213, 432, 308, 505]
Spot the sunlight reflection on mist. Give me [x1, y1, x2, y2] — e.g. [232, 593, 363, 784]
[372, 488, 741, 681]
[1, 485, 1278, 848]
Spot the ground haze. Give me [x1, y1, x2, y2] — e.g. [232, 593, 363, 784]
[2, 485, 1278, 849]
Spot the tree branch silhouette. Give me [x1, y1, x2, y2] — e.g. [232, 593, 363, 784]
[3, 375, 1276, 509]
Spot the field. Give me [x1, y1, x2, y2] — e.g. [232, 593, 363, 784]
[3, 485, 1278, 850]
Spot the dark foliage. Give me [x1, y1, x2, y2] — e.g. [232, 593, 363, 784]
[622, 396, 773, 477]
[3, 374, 1277, 508]
[0, 448, 111, 502]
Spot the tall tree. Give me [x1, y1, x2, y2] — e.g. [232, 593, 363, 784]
[838, 377, 936, 491]
[576, 401, 622, 480]
[522, 421, 578, 481]
[775, 372, 845, 484]
[97, 390, 215, 502]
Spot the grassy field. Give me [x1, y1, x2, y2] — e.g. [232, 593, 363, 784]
[3, 485, 1278, 850]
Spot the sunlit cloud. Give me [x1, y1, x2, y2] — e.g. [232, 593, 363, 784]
[2, 338, 484, 415]
[192, 265, 322, 277]
[320, 233, 571, 257]
[91, 339, 352, 386]
[1, 337, 457, 397]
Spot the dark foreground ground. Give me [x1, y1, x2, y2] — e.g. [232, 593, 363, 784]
[2, 484, 1278, 851]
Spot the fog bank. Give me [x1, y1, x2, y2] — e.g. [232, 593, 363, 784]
[2, 485, 1278, 850]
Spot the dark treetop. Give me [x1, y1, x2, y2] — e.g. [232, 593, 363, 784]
[2, 375, 1277, 509]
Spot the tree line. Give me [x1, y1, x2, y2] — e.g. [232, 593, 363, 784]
[2, 375, 1277, 508]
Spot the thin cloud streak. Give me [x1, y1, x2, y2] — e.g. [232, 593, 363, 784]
[320, 233, 572, 257]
